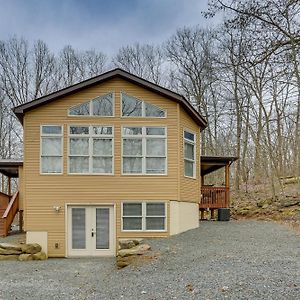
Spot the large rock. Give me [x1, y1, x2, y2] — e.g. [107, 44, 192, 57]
[0, 248, 22, 255]
[19, 254, 34, 261]
[116, 257, 130, 269]
[21, 243, 42, 254]
[118, 244, 151, 257]
[32, 251, 47, 260]
[119, 240, 136, 250]
[0, 254, 19, 261]
[0, 243, 22, 251]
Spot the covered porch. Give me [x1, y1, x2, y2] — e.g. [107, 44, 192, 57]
[200, 156, 238, 219]
[0, 159, 23, 236]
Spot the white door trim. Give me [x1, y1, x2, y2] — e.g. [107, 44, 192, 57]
[65, 203, 116, 257]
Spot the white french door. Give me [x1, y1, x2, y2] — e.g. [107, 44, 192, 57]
[67, 206, 115, 256]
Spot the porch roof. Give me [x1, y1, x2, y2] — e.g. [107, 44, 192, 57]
[201, 156, 238, 176]
[0, 159, 23, 178]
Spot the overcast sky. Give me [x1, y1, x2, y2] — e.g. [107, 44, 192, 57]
[0, 0, 215, 56]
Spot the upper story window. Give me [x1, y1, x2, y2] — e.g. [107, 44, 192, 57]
[40, 125, 63, 174]
[122, 126, 167, 175]
[184, 130, 196, 178]
[69, 93, 114, 117]
[68, 125, 113, 174]
[121, 93, 165, 117]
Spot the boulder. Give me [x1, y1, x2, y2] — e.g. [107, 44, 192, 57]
[119, 240, 136, 250]
[32, 251, 47, 260]
[18, 254, 34, 261]
[0, 248, 22, 255]
[116, 257, 130, 269]
[0, 254, 19, 261]
[118, 244, 151, 257]
[21, 243, 42, 254]
[0, 243, 22, 251]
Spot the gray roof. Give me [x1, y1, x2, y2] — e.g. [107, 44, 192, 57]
[13, 68, 207, 128]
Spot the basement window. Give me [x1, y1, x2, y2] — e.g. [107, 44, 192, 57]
[122, 202, 166, 231]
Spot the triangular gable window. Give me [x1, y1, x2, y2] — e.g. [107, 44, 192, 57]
[69, 93, 114, 116]
[121, 93, 165, 117]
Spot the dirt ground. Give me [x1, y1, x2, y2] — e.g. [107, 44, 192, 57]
[230, 181, 300, 232]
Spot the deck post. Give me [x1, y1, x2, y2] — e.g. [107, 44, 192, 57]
[19, 210, 23, 233]
[8, 176, 11, 196]
[225, 163, 230, 207]
[1, 174, 4, 193]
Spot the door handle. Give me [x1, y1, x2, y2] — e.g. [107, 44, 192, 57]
[91, 229, 95, 237]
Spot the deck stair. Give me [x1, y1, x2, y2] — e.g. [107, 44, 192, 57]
[0, 191, 20, 237]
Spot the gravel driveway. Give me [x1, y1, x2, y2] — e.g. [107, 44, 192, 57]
[0, 220, 299, 300]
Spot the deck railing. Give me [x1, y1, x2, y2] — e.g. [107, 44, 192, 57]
[0, 191, 19, 237]
[199, 186, 229, 209]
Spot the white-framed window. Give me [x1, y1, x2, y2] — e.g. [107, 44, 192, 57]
[68, 125, 113, 174]
[122, 126, 167, 175]
[184, 130, 196, 178]
[40, 125, 63, 174]
[121, 92, 165, 117]
[122, 202, 166, 231]
[69, 93, 114, 117]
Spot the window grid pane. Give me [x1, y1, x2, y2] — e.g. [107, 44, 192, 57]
[68, 126, 114, 174]
[122, 126, 166, 175]
[122, 203, 166, 231]
[41, 125, 62, 174]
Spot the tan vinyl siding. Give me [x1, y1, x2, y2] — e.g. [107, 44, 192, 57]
[23, 78, 179, 256]
[180, 107, 201, 203]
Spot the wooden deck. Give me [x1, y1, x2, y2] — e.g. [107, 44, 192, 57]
[199, 186, 229, 209]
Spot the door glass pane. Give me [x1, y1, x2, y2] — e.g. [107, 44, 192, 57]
[96, 208, 110, 249]
[72, 208, 86, 249]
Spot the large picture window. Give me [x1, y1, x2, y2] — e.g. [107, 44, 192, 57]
[68, 125, 113, 174]
[69, 93, 114, 117]
[122, 202, 166, 231]
[40, 125, 63, 174]
[122, 126, 166, 175]
[121, 93, 165, 117]
[184, 130, 196, 178]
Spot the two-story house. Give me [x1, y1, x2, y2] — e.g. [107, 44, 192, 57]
[0, 69, 236, 257]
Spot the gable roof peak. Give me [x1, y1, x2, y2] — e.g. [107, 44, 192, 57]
[13, 68, 207, 128]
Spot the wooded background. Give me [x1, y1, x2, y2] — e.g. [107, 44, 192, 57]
[0, 0, 299, 197]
